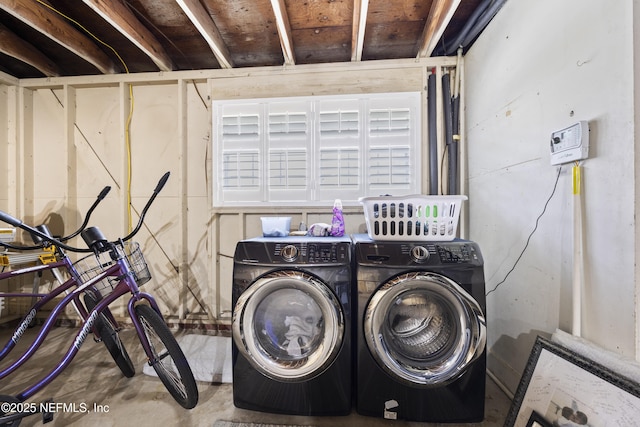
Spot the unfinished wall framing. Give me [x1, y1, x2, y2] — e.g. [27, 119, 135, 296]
[0, 57, 464, 327]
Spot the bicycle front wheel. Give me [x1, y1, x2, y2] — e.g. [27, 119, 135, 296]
[84, 293, 135, 378]
[134, 304, 198, 409]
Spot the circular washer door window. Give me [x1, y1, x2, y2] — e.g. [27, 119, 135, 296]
[233, 270, 344, 382]
[364, 272, 486, 386]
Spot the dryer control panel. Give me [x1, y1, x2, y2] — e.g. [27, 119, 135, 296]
[404, 243, 479, 264]
[436, 244, 477, 263]
[353, 235, 482, 267]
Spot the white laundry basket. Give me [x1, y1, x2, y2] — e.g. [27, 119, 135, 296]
[358, 195, 467, 241]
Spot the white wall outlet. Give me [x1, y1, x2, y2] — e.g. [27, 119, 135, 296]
[550, 121, 589, 165]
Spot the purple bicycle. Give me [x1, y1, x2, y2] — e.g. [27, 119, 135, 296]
[0, 172, 198, 425]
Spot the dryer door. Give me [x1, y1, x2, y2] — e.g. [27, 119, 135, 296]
[233, 270, 344, 382]
[364, 272, 486, 386]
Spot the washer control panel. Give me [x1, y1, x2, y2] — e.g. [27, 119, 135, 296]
[273, 241, 350, 264]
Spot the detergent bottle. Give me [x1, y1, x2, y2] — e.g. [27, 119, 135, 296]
[330, 199, 345, 237]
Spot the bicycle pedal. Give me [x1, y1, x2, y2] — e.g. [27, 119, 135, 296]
[41, 398, 54, 424]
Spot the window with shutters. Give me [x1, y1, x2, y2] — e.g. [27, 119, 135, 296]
[213, 92, 420, 206]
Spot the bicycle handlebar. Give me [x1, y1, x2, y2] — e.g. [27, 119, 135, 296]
[98, 185, 111, 200]
[0, 210, 22, 228]
[0, 185, 111, 251]
[60, 186, 111, 242]
[155, 171, 170, 194]
[0, 172, 169, 253]
[120, 171, 170, 243]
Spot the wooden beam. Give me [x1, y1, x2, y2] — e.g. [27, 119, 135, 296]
[0, 0, 117, 74]
[0, 23, 60, 76]
[83, 0, 174, 72]
[18, 57, 459, 89]
[270, 0, 295, 65]
[351, 0, 369, 61]
[175, 0, 234, 69]
[417, 0, 461, 58]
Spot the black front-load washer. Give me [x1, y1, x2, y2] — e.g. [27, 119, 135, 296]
[232, 236, 352, 415]
[353, 234, 487, 422]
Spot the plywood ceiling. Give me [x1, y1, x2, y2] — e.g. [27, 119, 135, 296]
[0, 0, 506, 79]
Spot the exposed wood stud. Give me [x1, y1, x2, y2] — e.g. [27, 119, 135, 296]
[351, 0, 369, 62]
[175, 0, 235, 69]
[417, 0, 462, 58]
[270, 0, 295, 65]
[83, 0, 175, 72]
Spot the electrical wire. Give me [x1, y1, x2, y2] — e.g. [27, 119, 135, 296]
[125, 85, 134, 232]
[34, 0, 130, 73]
[485, 165, 563, 296]
[35, 0, 135, 232]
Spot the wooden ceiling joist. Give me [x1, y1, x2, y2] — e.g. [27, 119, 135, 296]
[0, 23, 60, 76]
[351, 0, 369, 62]
[175, 0, 234, 69]
[83, 0, 174, 72]
[417, 0, 462, 58]
[270, 0, 295, 66]
[0, 0, 117, 74]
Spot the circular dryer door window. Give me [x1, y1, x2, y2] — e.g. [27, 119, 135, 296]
[233, 270, 344, 382]
[364, 272, 486, 386]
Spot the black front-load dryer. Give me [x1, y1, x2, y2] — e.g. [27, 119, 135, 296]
[354, 234, 487, 423]
[232, 236, 352, 416]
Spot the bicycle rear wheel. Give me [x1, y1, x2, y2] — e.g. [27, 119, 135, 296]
[84, 293, 135, 378]
[133, 304, 198, 409]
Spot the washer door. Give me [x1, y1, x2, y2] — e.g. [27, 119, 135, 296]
[364, 272, 486, 386]
[233, 270, 344, 382]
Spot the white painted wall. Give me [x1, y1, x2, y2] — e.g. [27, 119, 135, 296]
[465, 0, 637, 392]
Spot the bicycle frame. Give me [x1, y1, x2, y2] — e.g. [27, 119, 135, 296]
[0, 250, 164, 402]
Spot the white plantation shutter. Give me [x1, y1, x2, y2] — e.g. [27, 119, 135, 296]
[316, 98, 362, 201]
[213, 93, 420, 206]
[369, 108, 411, 135]
[318, 148, 359, 186]
[222, 150, 260, 188]
[319, 110, 359, 137]
[366, 96, 418, 195]
[216, 103, 263, 203]
[267, 101, 310, 201]
[368, 146, 411, 187]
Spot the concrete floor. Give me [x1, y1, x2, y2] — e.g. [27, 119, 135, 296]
[0, 324, 512, 427]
